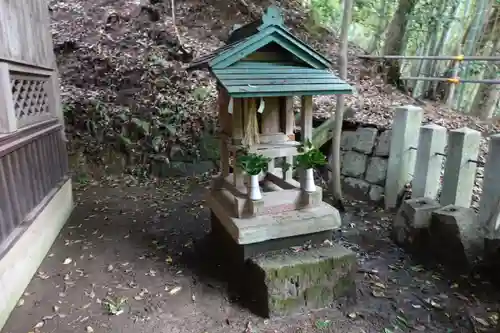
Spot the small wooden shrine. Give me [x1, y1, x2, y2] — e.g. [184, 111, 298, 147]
[188, 6, 356, 317]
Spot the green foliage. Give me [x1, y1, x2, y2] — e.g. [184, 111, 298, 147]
[62, 103, 75, 115]
[295, 139, 327, 169]
[282, 161, 292, 172]
[309, 0, 343, 26]
[192, 87, 211, 101]
[236, 151, 271, 176]
[468, 61, 491, 75]
[115, 106, 178, 157]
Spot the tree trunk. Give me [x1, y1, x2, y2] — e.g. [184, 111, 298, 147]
[473, 85, 500, 120]
[472, 35, 500, 119]
[456, 0, 491, 110]
[368, 0, 388, 54]
[434, 22, 473, 101]
[411, 41, 432, 96]
[381, 0, 419, 89]
[425, 0, 461, 98]
[421, 0, 447, 94]
[330, 0, 352, 211]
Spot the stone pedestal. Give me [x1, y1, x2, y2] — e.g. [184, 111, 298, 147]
[430, 205, 483, 270]
[210, 211, 334, 262]
[392, 197, 441, 251]
[243, 246, 357, 317]
[207, 190, 356, 317]
[207, 191, 341, 253]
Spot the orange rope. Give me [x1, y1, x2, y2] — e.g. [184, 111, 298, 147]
[447, 77, 460, 84]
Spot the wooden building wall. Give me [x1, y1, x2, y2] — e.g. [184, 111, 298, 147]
[0, 0, 68, 254]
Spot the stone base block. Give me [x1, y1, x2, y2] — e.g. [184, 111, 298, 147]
[429, 205, 483, 270]
[392, 197, 441, 250]
[242, 246, 357, 318]
[211, 211, 333, 262]
[207, 192, 341, 246]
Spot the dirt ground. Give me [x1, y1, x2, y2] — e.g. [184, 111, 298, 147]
[2, 175, 500, 333]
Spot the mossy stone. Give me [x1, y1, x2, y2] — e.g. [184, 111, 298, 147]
[246, 245, 357, 317]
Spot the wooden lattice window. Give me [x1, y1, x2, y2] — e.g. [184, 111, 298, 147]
[10, 74, 52, 128]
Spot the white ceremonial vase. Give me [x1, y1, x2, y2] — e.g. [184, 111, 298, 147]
[304, 168, 316, 192]
[248, 174, 262, 200]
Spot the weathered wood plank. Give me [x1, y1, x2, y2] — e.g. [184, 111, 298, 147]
[261, 97, 280, 135]
[27, 141, 43, 203]
[19, 145, 36, 210]
[300, 96, 313, 141]
[51, 132, 64, 182]
[0, 62, 16, 133]
[10, 151, 28, 217]
[216, 73, 335, 80]
[0, 0, 55, 67]
[223, 78, 345, 86]
[226, 83, 353, 97]
[4, 154, 22, 225]
[0, 157, 14, 243]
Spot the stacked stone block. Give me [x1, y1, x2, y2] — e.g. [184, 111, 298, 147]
[340, 127, 391, 203]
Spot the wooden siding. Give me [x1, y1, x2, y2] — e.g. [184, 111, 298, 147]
[0, 121, 68, 253]
[0, 0, 68, 256]
[0, 0, 55, 68]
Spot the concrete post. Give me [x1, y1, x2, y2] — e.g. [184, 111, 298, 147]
[478, 133, 500, 235]
[412, 124, 447, 200]
[440, 127, 481, 208]
[385, 105, 423, 209]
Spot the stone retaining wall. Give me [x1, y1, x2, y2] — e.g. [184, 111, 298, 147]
[339, 127, 391, 203]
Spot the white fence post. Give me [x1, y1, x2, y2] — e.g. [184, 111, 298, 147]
[385, 105, 423, 209]
[440, 127, 481, 207]
[412, 124, 447, 200]
[478, 133, 500, 235]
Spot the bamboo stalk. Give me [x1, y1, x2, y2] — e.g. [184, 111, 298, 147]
[358, 55, 500, 61]
[446, 44, 462, 106]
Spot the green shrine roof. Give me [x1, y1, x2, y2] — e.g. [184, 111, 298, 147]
[212, 62, 352, 98]
[187, 6, 353, 97]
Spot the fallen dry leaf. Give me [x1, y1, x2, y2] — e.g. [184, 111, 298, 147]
[473, 316, 490, 327]
[424, 298, 443, 309]
[169, 286, 182, 295]
[372, 282, 386, 289]
[371, 290, 385, 298]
